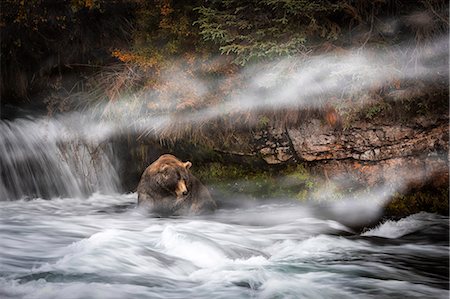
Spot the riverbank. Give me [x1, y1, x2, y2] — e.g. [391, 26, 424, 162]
[113, 112, 448, 219]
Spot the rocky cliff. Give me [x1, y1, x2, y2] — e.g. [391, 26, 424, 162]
[222, 115, 449, 191]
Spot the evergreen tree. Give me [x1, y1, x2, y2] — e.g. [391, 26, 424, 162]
[195, 0, 343, 65]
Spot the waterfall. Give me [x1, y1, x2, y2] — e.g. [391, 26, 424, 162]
[0, 116, 121, 200]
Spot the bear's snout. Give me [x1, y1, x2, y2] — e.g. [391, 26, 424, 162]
[175, 179, 188, 198]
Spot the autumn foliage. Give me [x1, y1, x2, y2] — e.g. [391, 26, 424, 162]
[1, 0, 448, 142]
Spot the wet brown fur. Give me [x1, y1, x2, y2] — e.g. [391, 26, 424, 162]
[137, 154, 216, 216]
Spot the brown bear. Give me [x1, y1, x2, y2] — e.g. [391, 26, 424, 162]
[137, 154, 216, 216]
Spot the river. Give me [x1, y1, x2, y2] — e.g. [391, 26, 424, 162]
[0, 117, 448, 298]
[0, 193, 448, 299]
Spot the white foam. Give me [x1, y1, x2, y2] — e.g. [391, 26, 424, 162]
[158, 226, 228, 268]
[0, 194, 447, 299]
[268, 235, 369, 261]
[362, 212, 436, 239]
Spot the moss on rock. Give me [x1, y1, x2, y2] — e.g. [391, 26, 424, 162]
[192, 162, 317, 200]
[385, 186, 449, 218]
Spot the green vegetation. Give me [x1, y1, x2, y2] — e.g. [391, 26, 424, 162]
[195, 0, 342, 65]
[193, 163, 317, 200]
[194, 161, 449, 218]
[257, 115, 271, 129]
[386, 187, 449, 218]
[363, 101, 389, 120]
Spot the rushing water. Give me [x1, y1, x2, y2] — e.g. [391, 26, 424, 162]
[0, 117, 448, 298]
[0, 117, 119, 200]
[0, 194, 448, 299]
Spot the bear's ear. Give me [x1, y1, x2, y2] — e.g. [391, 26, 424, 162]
[184, 161, 192, 169]
[160, 164, 170, 172]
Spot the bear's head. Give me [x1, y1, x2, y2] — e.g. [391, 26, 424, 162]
[152, 154, 192, 199]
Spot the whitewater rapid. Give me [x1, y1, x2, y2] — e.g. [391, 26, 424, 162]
[0, 193, 448, 299]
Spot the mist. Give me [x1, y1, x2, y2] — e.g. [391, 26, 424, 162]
[1, 34, 447, 205]
[76, 36, 448, 137]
